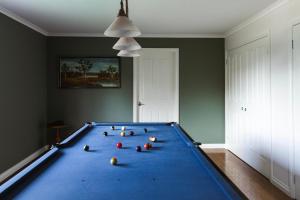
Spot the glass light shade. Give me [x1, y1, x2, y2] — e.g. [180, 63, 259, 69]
[113, 37, 142, 51]
[104, 16, 141, 37]
[117, 50, 140, 57]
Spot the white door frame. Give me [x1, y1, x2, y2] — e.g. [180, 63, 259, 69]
[133, 48, 180, 123]
[290, 18, 300, 199]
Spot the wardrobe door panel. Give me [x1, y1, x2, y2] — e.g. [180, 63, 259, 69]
[226, 37, 271, 178]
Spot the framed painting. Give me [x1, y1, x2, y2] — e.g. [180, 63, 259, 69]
[59, 57, 121, 88]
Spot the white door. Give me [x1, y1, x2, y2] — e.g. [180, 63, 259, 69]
[293, 23, 300, 200]
[133, 48, 179, 122]
[226, 37, 271, 178]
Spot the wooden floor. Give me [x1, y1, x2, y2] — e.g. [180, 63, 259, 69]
[203, 149, 292, 200]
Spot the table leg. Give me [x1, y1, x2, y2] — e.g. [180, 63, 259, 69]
[56, 128, 61, 143]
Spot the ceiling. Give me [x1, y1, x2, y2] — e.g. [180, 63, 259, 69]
[0, 0, 278, 37]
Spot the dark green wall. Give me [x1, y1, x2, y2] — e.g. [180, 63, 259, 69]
[47, 37, 133, 129]
[47, 37, 225, 144]
[138, 39, 225, 143]
[0, 13, 47, 173]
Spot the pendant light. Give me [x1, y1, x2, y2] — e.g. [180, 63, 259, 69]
[113, 37, 141, 51]
[117, 50, 140, 57]
[104, 0, 141, 38]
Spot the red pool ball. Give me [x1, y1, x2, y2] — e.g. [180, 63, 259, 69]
[116, 142, 122, 149]
[144, 143, 151, 150]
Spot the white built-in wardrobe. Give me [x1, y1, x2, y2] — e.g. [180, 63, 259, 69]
[226, 36, 271, 178]
[225, 2, 300, 198]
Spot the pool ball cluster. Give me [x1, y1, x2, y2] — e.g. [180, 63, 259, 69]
[83, 126, 158, 166]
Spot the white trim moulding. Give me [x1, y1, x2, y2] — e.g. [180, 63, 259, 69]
[225, 0, 290, 37]
[48, 32, 225, 38]
[0, 5, 48, 36]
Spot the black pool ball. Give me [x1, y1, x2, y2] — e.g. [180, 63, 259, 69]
[103, 132, 108, 136]
[129, 131, 134, 136]
[83, 145, 89, 151]
[111, 126, 115, 130]
[144, 128, 148, 133]
[136, 146, 142, 152]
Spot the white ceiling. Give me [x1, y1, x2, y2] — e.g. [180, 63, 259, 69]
[0, 0, 278, 37]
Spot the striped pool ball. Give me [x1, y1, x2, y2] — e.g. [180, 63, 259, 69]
[120, 131, 126, 137]
[149, 136, 157, 142]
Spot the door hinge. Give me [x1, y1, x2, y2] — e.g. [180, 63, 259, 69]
[292, 40, 294, 49]
[294, 174, 296, 184]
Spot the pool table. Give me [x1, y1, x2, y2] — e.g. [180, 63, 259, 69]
[0, 122, 245, 200]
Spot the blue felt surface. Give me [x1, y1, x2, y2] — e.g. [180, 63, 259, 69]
[0, 123, 243, 200]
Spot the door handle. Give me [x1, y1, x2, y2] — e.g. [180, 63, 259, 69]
[138, 101, 145, 106]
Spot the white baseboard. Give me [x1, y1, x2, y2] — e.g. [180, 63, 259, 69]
[271, 176, 292, 197]
[200, 144, 225, 148]
[0, 145, 50, 183]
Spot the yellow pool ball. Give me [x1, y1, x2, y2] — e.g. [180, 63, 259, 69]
[110, 157, 118, 165]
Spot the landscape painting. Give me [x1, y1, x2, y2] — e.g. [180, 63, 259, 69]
[59, 57, 120, 88]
